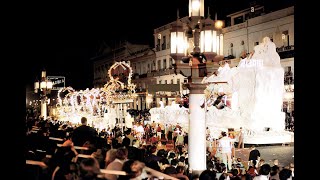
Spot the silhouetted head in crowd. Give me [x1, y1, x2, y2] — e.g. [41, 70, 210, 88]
[115, 147, 128, 160]
[216, 163, 227, 173]
[199, 170, 217, 180]
[279, 168, 292, 180]
[105, 149, 117, 167]
[122, 137, 130, 147]
[119, 160, 146, 180]
[81, 117, 87, 125]
[149, 145, 157, 155]
[230, 168, 239, 177]
[218, 173, 230, 180]
[163, 166, 177, 175]
[159, 158, 169, 166]
[175, 166, 185, 174]
[157, 149, 167, 158]
[258, 164, 271, 176]
[168, 152, 175, 159]
[170, 159, 178, 166]
[79, 157, 100, 179]
[270, 165, 280, 176]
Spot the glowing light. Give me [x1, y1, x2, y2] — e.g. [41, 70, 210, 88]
[214, 20, 224, 29]
[192, 1, 200, 11]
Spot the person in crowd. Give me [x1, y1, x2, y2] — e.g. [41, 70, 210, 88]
[104, 147, 128, 180]
[269, 165, 280, 180]
[253, 164, 271, 180]
[175, 165, 189, 180]
[144, 145, 163, 170]
[50, 140, 79, 180]
[78, 157, 100, 180]
[91, 148, 104, 170]
[176, 132, 184, 146]
[278, 168, 293, 180]
[248, 146, 260, 167]
[199, 169, 216, 180]
[246, 166, 257, 180]
[237, 127, 244, 149]
[118, 159, 147, 180]
[71, 117, 97, 147]
[105, 149, 117, 168]
[218, 131, 234, 171]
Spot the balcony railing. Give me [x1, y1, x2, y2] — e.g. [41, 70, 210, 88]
[156, 44, 160, 51]
[147, 68, 175, 77]
[276, 45, 294, 52]
[161, 43, 166, 50]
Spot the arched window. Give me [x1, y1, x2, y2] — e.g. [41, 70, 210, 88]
[230, 43, 233, 56]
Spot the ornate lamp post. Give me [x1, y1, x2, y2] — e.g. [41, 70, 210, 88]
[34, 70, 52, 120]
[170, 0, 224, 175]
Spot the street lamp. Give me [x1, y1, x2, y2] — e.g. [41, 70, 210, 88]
[34, 70, 52, 120]
[170, 0, 225, 174]
[284, 83, 294, 113]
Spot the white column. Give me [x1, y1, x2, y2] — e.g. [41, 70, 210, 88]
[188, 83, 207, 173]
[41, 98, 47, 120]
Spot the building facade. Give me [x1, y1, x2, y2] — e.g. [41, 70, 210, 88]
[92, 5, 294, 112]
[221, 5, 294, 112]
[92, 41, 152, 110]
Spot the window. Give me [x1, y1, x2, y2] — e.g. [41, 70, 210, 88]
[245, 13, 249, 20]
[255, 42, 259, 46]
[168, 34, 171, 49]
[158, 60, 161, 70]
[152, 60, 156, 70]
[284, 66, 293, 84]
[133, 63, 136, 70]
[164, 80, 167, 84]
[171, 79, 174, 84]
[162, 35, 166, 50]
[169, 58, 173, 67]
[177, 79, 180, 84]
[163, 59, 167, 69]
[229, 43, 234, 56]
[282, 30, 289, 46]
[159, 80, 162, 84]
[157, 38, 161, 50]
[234, 15, 244, 25]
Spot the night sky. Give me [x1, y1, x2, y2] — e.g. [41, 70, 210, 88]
[25, 0, 294, 91]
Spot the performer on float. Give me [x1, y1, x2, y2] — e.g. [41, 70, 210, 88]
[125, 113, 134, 132]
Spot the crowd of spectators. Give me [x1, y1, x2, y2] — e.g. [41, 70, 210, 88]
[26, 113, 294, 180]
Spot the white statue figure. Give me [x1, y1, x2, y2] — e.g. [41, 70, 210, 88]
[125, 113, 133, 129]
[203, 36, 285, 133]
[250, 37, 281, 68]
[159, 101, 165, 108]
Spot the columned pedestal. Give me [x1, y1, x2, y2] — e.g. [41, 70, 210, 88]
[41, 98, 47, 120]
[186, 82, 207, 175]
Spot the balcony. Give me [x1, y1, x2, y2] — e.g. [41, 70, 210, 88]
[161, 43, 166, 50]
[147, 68, 175, 77]
[156, 44, 160, 51]
[279, 50, 294, 59]
[139, 74, 147, 78]
[135, 87, 147, 93]
[276, 45, 294, 52]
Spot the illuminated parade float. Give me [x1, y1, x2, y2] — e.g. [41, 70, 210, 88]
[55, 61, 137, 131]
[150, 37, 293, 144]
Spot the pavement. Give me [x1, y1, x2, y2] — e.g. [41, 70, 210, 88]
[233, 143, 294, 168]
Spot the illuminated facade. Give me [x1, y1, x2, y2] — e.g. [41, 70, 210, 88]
[92, 4, 294, 112]
[221, 5, 294, 112]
